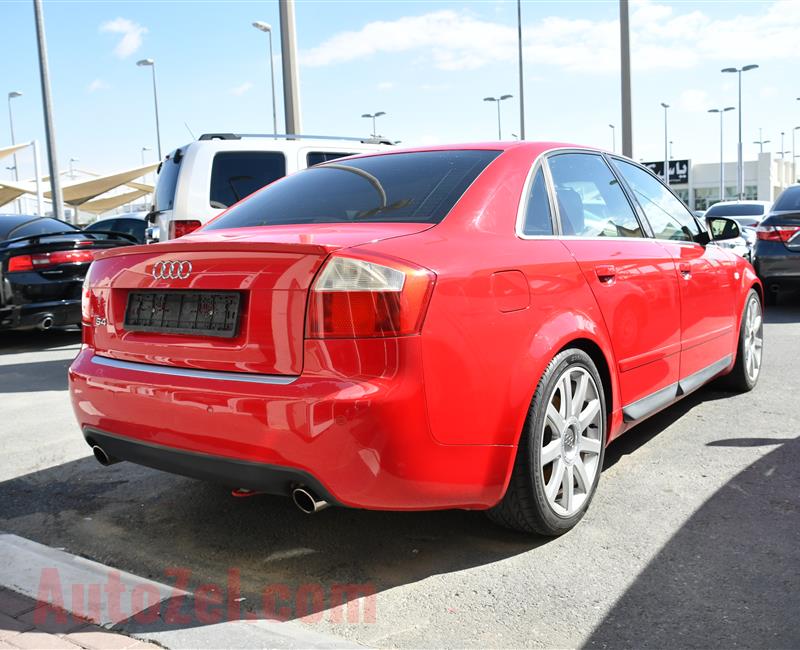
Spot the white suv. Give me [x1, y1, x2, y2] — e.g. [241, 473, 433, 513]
[147, 134, 393, 241]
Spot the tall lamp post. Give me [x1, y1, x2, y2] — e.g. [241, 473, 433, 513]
[7, 91, 22, 213]
[484, 95, 513, 140]
[793, 126, 800, 184]
[722, 64, 758, 199]
[361, 111, 386, 138]
[252, 21, 278, 137]
[516, 0, 525, 140]
[609, 124, 616, 152]
[753, 127, 770, 153]
[708, 106, 735, 202]
[136, 59, 162, 159]
[660, 102, 670, 184]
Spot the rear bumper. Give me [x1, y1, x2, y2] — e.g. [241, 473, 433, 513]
[69, 342, 513, 510]
[0, 299, 81, 331]
[753, 248, 800, 288]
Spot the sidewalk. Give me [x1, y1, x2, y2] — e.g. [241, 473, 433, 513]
[0, 588, 154, 650]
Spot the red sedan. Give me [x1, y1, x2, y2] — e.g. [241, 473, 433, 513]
[69, 142, 763, 535]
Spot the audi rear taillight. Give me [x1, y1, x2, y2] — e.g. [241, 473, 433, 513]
[169, 220, 202, 239]
[81, 272, 92, 324]
[8, 249, 94, 272]
[757, 225, 800, 242]
[307, 254, 435, 338]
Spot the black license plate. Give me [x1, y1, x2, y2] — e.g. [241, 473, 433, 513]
[124, 291, 241, 338]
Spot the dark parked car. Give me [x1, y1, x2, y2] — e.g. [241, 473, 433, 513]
[0, 215, 133, 331]
[84, 212, 148, 245]
[753, 186, 800, 304]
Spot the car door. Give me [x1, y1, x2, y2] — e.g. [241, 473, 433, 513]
[545, 152, 682, 419]
[610, 157, 738, 384]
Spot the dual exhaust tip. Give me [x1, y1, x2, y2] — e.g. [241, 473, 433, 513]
[91, 445, 328, 514]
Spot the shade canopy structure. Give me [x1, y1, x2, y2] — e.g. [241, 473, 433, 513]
[0, 142, 29, 162]
[45, 163, 158, 205]
[0, 179, 38, 209]
[78, 188, 152, 215]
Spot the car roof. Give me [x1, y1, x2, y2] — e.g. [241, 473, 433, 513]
[0, 214, 46, 240]
[709, 200, 771, 207]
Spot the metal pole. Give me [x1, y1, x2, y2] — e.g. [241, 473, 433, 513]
[150, 64, 162, 159]
[496, 100, 502, 140]
[793, 128, 797, 184]
[279, 0, 302, 135]
[32, 0, 64, 222]
[7, 95, 21, 213]
[268, 30, 278, 136]
[516, 0, 525, 140]
[372, 115, 377, 137]
[662, 103, 669, 185]
[33, 140, 43, 216]
[781, 131, 785, 159]
[719, 111, 724, 201]
[737, 71, 743, 199]
[619, 0, 633, 157]
[609, 124, 615, 152]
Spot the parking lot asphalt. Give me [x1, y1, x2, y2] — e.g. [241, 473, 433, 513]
[1, 303, 798, 649]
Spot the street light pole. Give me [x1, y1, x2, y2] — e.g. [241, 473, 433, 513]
[33, 0, 65, 222]
[660, 102, 670, 184]
[793, 126, 800, 184]
[7, 91, 22, 213]
[68, 157, 78, 179]
[780, 131, 785, 159]
[753, 127, 770, 154]
[722, 64, 758, 199]
[137, 59, 162, 159]
[252, 22, 278, 137]
[619, 0, 633, 157]
[609, 124, 615, 152]
[483, 95, 513, 140]
[361, 111, 386, 138]
[516, 0, 525, 140]
[708, 106, 735, 202]
[669, 140, 674, 160]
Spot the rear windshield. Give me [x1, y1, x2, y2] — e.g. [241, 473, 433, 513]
[5, 218, 77, 241]
[206, 150, 500, 229]
[154, 152, 182, 212]
[705, 203, 765, 217]
[772, 187, 800, 212]
[209, 151, 286, 209]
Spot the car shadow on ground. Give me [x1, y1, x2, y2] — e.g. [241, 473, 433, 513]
[764, 299, 800, 324]
[0, 328, 81, 355]
[584, 434, 800, 649]
[0, 377, 771, 640]
[0, 359, 74, 393]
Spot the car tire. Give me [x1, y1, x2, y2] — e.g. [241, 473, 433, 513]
[724, 288, 764, 393]
[487, 348, 606, 536]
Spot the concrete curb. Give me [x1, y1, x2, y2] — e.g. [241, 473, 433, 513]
[0, 533, 360, 649]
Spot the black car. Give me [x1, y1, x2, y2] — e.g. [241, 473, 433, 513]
[83, 213, 148, 244]
[0, 215, 134, 331]
[753, 186, 800, 305]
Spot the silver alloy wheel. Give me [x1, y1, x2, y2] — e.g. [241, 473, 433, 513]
[743, 295, 764, 383]
[541, 366, 603, 517]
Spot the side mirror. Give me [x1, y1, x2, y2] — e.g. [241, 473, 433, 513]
[706, 216, 741, 242]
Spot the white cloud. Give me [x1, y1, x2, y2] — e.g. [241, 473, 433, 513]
[377, 81, 395, 90]
[230, 82, 254, 96]
[87, 79, 109, 93]
[299, 1, 800, 74]
[677, 89, 710, 113]
[100, 18, 147, 58]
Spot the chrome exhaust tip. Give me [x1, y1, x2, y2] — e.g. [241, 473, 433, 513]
[291, 487, 329, 514]
[92, 445, 119, 466]
[39, 315, 54, 331]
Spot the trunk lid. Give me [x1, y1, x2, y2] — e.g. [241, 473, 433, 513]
[90, 223, 432, 376]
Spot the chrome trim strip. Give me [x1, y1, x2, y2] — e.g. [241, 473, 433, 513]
[91, 354, 298, 385]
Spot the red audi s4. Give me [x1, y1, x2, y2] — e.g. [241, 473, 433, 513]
[69, 142, 764, 535]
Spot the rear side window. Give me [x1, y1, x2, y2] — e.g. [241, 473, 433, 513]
[306, 151, 354, 166]
[209, 151, 286, 209]
[206, 150, 500, 229]
[611, 158, 700, 241]
[773, 187, 800, 212]
[154, 152, 182, 212]
[7, 218, 77, 240]
[521, 169, 553, 236]
[547, 153, 643, 237]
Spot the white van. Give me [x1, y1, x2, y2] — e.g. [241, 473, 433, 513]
[148, 134, 393, 241]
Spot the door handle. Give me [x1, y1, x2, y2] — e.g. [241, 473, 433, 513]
[679, 263, 692, 279]
[596, 264, 617, 283]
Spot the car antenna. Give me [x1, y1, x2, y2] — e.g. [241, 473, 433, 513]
[184, 122, 197, 140]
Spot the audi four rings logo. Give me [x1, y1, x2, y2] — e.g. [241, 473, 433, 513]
[152, 260, 192, 280]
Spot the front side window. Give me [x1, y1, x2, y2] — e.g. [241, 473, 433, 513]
[612, 158, 701, 241]
[206, 150, 500, 229]
[547, 153, 643, 237]
[209, 151, 287, 209]
[521, 168, 553, 236]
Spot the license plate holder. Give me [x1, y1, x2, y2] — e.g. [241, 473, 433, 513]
[124, 290, 241, 338]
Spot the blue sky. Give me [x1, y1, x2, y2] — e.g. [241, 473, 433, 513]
[3, 0, 800, 180]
